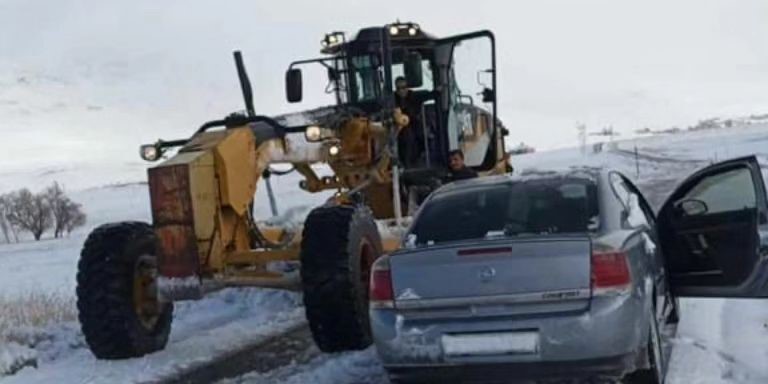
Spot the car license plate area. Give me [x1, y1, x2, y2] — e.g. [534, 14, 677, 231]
[441, 331, 539, 357]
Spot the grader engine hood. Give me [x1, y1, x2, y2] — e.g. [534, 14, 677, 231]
[148, 127, 258, 299]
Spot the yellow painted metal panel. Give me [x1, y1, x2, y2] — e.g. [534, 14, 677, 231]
[213, 128, 257, 216]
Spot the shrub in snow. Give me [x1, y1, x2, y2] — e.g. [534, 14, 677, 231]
[0, 342, 37, 377]
[0, 292, 76, 334]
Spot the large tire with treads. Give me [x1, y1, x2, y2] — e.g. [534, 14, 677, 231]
[300, 204, 383, 352]
[77, 221, 173, 359]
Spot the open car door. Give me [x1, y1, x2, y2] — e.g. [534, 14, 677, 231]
[658, 156, 768, 297]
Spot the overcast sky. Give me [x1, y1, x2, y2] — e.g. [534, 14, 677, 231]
[1, 0, 767, 171]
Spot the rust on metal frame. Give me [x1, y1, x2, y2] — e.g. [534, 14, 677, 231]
[149, 164, 200, 278]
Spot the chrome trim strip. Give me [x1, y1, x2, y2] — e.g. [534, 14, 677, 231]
[394, 288, 591, 310]
[371, 300, 395, 309]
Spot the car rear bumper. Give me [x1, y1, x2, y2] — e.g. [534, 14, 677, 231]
[371, 292, 649, 379]
[386, 353, 637, 383]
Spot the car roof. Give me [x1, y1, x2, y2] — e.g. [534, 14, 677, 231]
[433, 167, 607, 197]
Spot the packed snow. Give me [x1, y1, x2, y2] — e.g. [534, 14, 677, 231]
[2, 123, 768, 383]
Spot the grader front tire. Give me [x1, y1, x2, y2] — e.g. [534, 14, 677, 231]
[76, 221, 173, 359]
[300, 204, 383, 353]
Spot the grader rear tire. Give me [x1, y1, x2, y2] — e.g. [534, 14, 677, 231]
[300, 204, 383, 352]
[76, 221, 173, 359]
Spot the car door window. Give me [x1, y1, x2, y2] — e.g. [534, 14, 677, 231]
[678, 167, 756, 215]
[658, 157, 768, 297]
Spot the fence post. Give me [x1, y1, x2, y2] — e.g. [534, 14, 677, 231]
[634, 145, 640, 178]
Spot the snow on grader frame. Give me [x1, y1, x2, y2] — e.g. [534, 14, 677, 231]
[76, 22, 511, 359]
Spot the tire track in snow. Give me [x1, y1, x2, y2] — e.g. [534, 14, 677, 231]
[163, 323, 316, 384]
[222, 348, 388, 384]
[0, 290, 305, 384]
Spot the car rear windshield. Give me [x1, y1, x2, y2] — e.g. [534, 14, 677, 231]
[409, 178, 599, 246]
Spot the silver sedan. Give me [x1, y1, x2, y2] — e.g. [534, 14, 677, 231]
[370, 156, 768, 383]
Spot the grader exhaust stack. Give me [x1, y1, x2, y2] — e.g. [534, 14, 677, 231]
[76, 22, 511, 360]
[234, 50, 256, 118]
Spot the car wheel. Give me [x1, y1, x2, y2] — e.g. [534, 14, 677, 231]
[624, 309, 665, 384]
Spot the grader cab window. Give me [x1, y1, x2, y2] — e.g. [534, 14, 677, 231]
[349, 54, 382, 103]
[390, 58, 435, 92]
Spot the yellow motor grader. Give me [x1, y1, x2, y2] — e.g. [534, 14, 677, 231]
[76, 22, 511, 359]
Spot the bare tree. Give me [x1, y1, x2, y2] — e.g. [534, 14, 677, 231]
[44, 182, 87, 237]
[65, 206, 87, 236]
[45, 182, 67, 238]
[0, 194, 11, 243]
[0, 192, 20, 242]
[6, 189, 52, 241]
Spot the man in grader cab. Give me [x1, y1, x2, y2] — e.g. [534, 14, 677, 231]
[394, 75, 435, 167]
[75, 22, 511, 360]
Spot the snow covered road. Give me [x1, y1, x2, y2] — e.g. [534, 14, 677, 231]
[667, 299, 768, 384]
[219, 298, 768, 384]
[2, 289, 305, 384]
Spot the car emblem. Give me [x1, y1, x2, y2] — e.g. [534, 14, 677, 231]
[478, 266, 496, 283]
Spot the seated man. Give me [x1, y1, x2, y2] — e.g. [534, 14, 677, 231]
[446, 149, 478, 182]
[406, 150, 477, 214]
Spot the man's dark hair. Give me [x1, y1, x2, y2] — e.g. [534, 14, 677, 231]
[395, 76, 407, 84]
[448, 149, 464, 159]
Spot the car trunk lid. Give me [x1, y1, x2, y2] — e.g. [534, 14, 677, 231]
[389, 236, 592, 315]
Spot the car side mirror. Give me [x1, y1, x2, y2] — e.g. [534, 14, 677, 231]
[286, 68, 303, 103]
[676, 199, 709, 217]
[404, 52, 423, 88]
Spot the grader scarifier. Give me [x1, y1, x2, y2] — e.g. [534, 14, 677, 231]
[76, 22, 511, 359]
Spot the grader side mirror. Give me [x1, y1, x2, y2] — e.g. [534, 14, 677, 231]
[327, 67, 339, 81]
[286, 68, 303, 103]
[404, 52, 423, 88]
[481, 87, 495, 103]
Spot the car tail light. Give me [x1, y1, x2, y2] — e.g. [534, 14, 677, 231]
[370, 260, 394, 308]
[591, 250, 631, 296]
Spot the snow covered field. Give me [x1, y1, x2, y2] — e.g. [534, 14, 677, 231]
[1, 123, 768, 383]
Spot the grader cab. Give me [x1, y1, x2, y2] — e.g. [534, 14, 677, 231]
[76, 22, 511, 359]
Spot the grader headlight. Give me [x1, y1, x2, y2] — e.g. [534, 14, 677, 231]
[389, 22, 420, 37]
[321, 32, 345, 48]
[305, 125, 336, 142]
[305, 125, 322, 142]
[139, 144, 162, 162]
